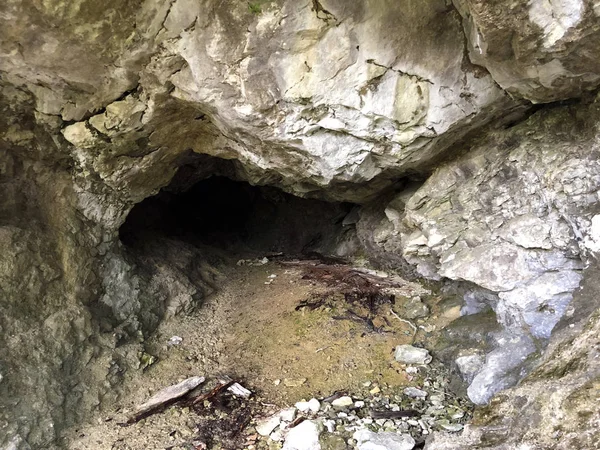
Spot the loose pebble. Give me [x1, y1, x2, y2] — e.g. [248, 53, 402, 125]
[331, 396, 354, 408]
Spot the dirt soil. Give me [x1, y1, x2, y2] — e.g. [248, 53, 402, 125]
[64, 257, 451, 450]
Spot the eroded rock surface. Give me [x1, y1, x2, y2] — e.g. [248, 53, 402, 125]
[454, 0, 600, 102]
[364, 97, 600, 404]
[424, 266, 600, 449]
[1, 0, 600, 449]
[4, 0, 522, 205]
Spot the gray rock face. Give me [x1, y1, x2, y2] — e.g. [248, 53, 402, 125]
[4, 0, 519, 205]
[1, 1, 600, 449]
[455, 353, 486, 384]
[424, 266, 600, 449]
[365, 97, 600, 404]
[454, 0, 600, 102]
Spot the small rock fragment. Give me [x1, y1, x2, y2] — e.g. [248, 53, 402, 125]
[280, 407, 297, 422]
[419, 324, 436, 333]
[282, 420, 321, 450]
[270, 428, 285, 441]
[403, 387, 428, 398]
[437, 420, 464, 432]
[284, 378, 307, 387]
[227, 382, 252, 399]
[308, 398, 321, 413]
[353, 429, 415, 450]
[402, 296, 430, 319]
[323, 419, 336, 433]
[295, 401, 312, 413]
[167, 335, 183, 346]
[131, 376, 205, 420]
[256, 415, 281, 436]
[394, 345, 432, 365]
[139, 351, 157, 370]
[331, 396, 353, 408]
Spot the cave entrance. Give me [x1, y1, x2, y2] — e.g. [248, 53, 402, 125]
[119, 175, 357, 258]
[90, 172, 476, 449]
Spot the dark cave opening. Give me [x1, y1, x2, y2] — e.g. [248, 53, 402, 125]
[119, 175, 359, 258]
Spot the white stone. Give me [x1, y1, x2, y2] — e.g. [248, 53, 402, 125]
[403, 387, 428, 398]
[331, 396, 354, 408]
[307, 398, 321, 413]
[270, 428, 285, 442]
[282, 420, 321, 450]
[167, 335, 183, 345]
[280, 408, 297, 422]
[394, 345, 432, 365]
[256, 415, 281, 436]
[295, 401, 311, 413]
[353, 429, 415, 450]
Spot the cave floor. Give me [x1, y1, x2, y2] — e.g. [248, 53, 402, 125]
[65, 256, 466, 450]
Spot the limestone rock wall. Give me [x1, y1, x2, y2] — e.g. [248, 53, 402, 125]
[361, 98, 600, 404]
[454, 0, 600, 103]
[424, 266, 600, 449]
[0, 85, 208, 449]
[1, 0, 600, 448]
[4, 0, 521, 205]
[0, 86, 110, 447]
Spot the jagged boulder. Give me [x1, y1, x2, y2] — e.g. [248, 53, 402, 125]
[454, 0, 600, 103]
[362, 96, 600, 403]
[424, 266, 600, 449]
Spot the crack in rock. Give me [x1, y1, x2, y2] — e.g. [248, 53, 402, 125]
[366, 59, 434, 85]
[311, 0, 337, 24]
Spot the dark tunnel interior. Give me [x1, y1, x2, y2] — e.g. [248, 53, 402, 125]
[119, 176, 357, 257]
